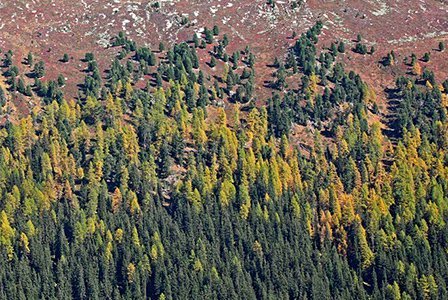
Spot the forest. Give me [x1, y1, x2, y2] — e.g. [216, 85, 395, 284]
[0, 21, 447, 299]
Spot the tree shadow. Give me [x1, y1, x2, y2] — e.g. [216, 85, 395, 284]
[381, 87, 402, 142]
[320, 129, 333, 138]
[213, 75, 223, 83]
[25, 72, 37, 79]
[263, 80, 276, 89]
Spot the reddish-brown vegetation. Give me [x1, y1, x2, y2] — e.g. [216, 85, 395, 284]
[0, 0, 446, 118]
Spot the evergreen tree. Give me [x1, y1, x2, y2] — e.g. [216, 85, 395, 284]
[62, 53, 69, 63]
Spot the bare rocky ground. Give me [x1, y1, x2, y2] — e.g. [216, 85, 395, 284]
[0, 0, 447, 119]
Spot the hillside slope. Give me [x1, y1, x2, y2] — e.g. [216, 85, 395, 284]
[0, 0, 447, 100]
[0, 2, 447, 299]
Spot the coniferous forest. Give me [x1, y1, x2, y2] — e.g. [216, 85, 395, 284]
[0, 21, 448, 299]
